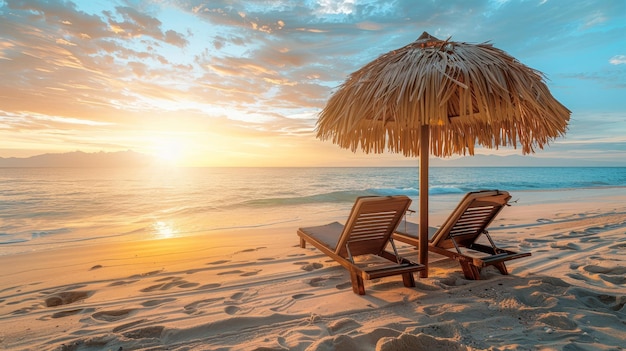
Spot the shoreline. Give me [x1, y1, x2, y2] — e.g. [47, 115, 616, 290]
[2, 186, 626, 256]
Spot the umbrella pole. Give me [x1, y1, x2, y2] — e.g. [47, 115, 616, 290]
[419, 125, 429, 278]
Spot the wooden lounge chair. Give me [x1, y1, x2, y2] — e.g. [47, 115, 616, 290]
[297, 195, 426, 295]
[393, 190, 531, 280]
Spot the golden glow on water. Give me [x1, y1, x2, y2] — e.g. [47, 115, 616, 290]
[153, 221, 178, 239]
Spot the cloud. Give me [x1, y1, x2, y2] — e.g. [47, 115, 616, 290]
[609, 55, 626, 65]
[0, 0, 624, 165]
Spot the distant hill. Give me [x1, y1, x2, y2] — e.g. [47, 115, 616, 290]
[0, 151, 155, 168]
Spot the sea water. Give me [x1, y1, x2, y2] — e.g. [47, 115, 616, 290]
[1, 167, 625, 254]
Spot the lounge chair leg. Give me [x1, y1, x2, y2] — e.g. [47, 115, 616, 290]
[460, 262, 482, 280]
[402, 272, 415, 288]
[494, 262, 509, 275]
[350, 271, 366, 295]
[300, 238, 306, 248]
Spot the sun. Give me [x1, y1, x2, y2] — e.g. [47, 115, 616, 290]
[152, 137, 184, 166]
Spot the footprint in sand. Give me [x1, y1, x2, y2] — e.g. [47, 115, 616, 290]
[206, 260, 230, 265]
[141, 298, 176, 307]
[307, 275, 345, 288]
[292, 293, 314, 299]
[537, 314, 578, 331]
[608, 242, 626, 249]
[44, 291, 92, 307]
[549, 242, 581, 251]
[140, 277, 199, 292]
[184, 268, 208, 274]
[570, 287, 626, 311]
[236, 247, 267, 254]
[112, 319, 148, 333]
[122, 326, 164, 339]
[92, 309, 134, 322]
[225, 305, 241, 315]
[51, 308, 83, 319]
[129, 270, 163, 279]
[328, 318, 361, 333]
[240, 270, 261, 277]
[371, 281, 404, 291]
[217, 269, 260, 276]
[336, 282, 353, 290]
[218, 270, 244, 276]
[197, 283, 221, 290]
[184, 297, 225, 314]
[415, 321, 462, 339]
[219, 290, 257, 315]
[230, 291, 245, 300]
[299, 262, 323, 271]
[580, 265, 626, 285]
[580, 236, 603, 243]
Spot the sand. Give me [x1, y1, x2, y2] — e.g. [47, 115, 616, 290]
[1, 188, 625, 351]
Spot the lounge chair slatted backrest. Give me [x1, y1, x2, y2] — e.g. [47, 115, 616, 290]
[393, 190, 531, 280]
[298, 195, 425, 295]
[336, 197, 409, 258]
[432, 192, 510, 249]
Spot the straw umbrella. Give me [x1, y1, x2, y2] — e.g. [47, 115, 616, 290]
[316, 32, 570, 277]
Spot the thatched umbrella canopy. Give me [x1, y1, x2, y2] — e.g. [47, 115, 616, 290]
[317, 32, 570, 277]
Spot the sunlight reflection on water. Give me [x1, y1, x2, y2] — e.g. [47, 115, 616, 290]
[152, 221, 178, 239]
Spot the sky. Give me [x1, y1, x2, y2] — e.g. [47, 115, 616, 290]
[0, 0, 624, 167]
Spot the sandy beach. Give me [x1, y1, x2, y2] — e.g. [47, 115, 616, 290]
[1, 188, 625, 351]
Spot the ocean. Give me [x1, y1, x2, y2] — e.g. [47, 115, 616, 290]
[1, 167, 625, 255]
